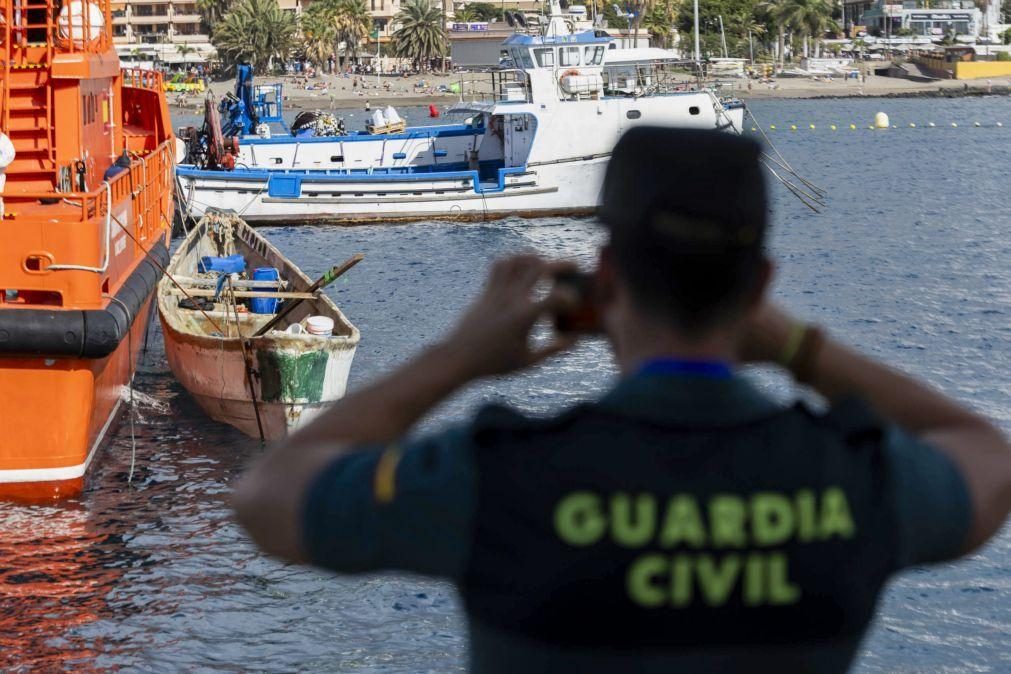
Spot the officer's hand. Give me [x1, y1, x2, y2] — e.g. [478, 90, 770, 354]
[442, 254, 579, 378]
[738, 302, 798, 364]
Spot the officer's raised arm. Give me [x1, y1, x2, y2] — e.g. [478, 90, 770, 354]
[741, 302, 1011, 556]
[232, 256, 576, 564]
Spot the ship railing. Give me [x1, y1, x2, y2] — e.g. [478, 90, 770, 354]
[452, 68, 532, 104]
[600, 59, 703, 97]
[0, 0, 113, 60]
[122, 67, 164, 92]
[4, 141, 173, 242]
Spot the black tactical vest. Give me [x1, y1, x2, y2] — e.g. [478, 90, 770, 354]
[460, 398, 896, 651]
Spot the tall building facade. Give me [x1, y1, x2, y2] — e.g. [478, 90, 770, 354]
[110, 0, 214, 62]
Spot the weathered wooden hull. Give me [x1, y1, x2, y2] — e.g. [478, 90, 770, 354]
[161, 320, 357, 439]
[158, 213, 360, 440]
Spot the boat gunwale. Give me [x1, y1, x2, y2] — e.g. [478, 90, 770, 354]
[157, 215, 360, 351]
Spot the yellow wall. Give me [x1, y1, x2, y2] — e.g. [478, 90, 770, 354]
[954, 61, 1011, 79]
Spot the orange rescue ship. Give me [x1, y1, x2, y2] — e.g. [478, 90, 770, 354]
[0, 0, 173, 500]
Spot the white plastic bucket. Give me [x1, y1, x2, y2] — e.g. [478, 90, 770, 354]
[306, 316, 334, 336]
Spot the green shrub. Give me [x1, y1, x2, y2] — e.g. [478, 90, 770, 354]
[996, 51, 1011, 61]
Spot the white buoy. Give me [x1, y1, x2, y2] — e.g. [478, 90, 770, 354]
[830, 124, 837, 131]
[928, 122, 935, 127]
[909, 123, 916, 128]
[997, 122, 1004, 127]
[874, 111, 889, 129]
[951, 122, 958, 127]
[973, 121, 981, 127]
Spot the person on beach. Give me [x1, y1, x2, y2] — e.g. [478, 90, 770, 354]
[234, 128, 1011, 673]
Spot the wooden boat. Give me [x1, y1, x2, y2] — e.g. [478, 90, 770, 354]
[0, 0, 174, 500]
[158, 211, 360, 440]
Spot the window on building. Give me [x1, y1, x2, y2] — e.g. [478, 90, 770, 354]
[534, 48, 554, 67]
[560, 46, 580, 67]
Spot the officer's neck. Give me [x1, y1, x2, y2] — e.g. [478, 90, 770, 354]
[609, 310, 739, 377]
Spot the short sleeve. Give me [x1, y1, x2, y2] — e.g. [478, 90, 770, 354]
[301, 426, 477, 579]
[883, 425, 972, 568]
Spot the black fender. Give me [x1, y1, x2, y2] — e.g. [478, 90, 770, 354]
[0, 240, 169, 358]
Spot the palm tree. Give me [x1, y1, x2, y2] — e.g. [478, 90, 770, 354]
[758, 0, 789, 68]
[301, 2, 337, 67]
[196, 0, 233, 35]
[392, 0, 448, 71]
[332, 0, 372, 67]
[777, 0, 835, 58]
[642, 0, 677, 49]
[453, 5, 479, 22]
[212, 0, 297, 73]
[177, 42, 196, 63]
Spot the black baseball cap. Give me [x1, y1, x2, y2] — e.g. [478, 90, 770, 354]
[599, 127, 768, 253]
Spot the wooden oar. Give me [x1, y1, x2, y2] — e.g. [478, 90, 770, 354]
[252, 253, 364, 337]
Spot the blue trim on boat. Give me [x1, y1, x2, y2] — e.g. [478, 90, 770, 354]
[239, 123, 482, 145]
[178, 162, 528, 196]
[504, 31, 610, 46]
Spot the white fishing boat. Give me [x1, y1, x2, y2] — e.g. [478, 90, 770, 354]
[158, 211, 360, 439]
[174, 0, 745, 224]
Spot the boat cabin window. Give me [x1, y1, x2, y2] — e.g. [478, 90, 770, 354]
[560, 46, 580, 67]
[534, 48, 555, 68]
[512, 48, 534, 69]
[583, 45, 605, 65]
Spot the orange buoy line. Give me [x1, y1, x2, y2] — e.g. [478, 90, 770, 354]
[0, 0, 174, 501]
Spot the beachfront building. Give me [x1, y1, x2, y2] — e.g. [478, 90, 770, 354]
[110, 0, 216, 64]
[856, 0, 1003, 41]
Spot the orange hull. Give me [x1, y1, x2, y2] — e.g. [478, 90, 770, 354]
[0, 296, 154, 501]
[1, 1, 174, 500]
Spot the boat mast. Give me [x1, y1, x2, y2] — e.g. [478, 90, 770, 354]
[693, 0, 700, 63]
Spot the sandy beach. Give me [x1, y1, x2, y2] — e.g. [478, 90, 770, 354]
[166, 70, 1011, 118]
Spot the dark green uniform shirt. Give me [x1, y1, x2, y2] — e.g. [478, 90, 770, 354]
[302, 373, 971, 673]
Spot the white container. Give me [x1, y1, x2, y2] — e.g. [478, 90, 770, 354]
[306, 316, 334, 336]
[285, 323, 304, 335]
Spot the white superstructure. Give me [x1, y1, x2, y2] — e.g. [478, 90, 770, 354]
[176, 1, 745, 224]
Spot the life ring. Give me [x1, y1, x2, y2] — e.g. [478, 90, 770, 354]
[559, 69, 581, 85]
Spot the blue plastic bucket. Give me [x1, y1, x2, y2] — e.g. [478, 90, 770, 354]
[249, 267, 281, 314]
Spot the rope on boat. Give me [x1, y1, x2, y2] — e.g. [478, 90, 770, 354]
[107, 294, 139, 485]
[110, 210, 226, 334]
[227, 276, 266, 444]
[760, 151, 827, 202]
[743, 105, 828, 211]
[760, 160, 823, 214]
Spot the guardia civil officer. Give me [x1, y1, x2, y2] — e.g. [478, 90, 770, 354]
[234, 128, 1011, 673]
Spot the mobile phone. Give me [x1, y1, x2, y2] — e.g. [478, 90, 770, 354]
[552, 270, 601, 334]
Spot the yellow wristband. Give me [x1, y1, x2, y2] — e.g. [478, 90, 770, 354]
[779, 322, 808, 368]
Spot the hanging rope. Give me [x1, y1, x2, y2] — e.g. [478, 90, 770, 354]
[106, 295, 138, 485]
[743, 104, 828, 212]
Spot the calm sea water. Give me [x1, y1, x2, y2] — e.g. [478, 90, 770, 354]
[1, 97, 1009, 672]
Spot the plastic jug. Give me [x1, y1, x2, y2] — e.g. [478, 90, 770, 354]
[249, 267, 280, 314]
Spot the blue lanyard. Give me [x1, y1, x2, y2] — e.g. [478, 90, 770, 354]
[637, 358, 733, 379]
